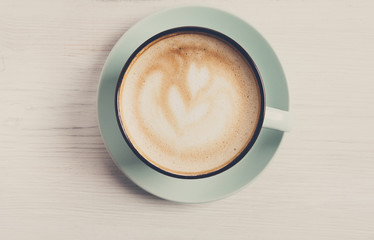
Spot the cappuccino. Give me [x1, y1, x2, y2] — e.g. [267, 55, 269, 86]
[118, 30, 261, 177]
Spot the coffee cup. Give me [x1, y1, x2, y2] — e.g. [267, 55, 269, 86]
[115, 27, 292, 179]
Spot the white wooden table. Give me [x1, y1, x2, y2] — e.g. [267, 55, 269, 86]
[1, 0, 373, 239]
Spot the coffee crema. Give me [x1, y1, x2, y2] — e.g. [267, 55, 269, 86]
[118, 30, 261, 177]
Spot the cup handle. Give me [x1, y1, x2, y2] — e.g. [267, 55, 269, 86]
[263, 107, 293, 132]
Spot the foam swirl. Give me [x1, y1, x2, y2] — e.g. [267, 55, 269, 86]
[119, 32, 260, 175]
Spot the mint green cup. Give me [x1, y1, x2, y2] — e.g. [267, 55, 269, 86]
[98, 6, 291, 203]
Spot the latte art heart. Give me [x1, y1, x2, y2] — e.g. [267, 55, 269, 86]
[119, 31, 261, 176]
[139, 62, 233, 144]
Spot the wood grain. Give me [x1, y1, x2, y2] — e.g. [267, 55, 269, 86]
[1, 0, 374, 239]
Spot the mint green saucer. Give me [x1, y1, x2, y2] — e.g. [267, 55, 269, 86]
[97, 6, 289, 203]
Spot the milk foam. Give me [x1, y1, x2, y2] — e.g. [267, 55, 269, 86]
[119, 31, 260, 176]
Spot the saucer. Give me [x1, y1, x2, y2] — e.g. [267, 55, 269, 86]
[97, 6, 289, 203]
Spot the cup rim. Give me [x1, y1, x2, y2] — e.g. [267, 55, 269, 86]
[114, 26, 266, 179]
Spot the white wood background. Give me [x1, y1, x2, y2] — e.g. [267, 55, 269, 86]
[1, 0, 374, 239]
